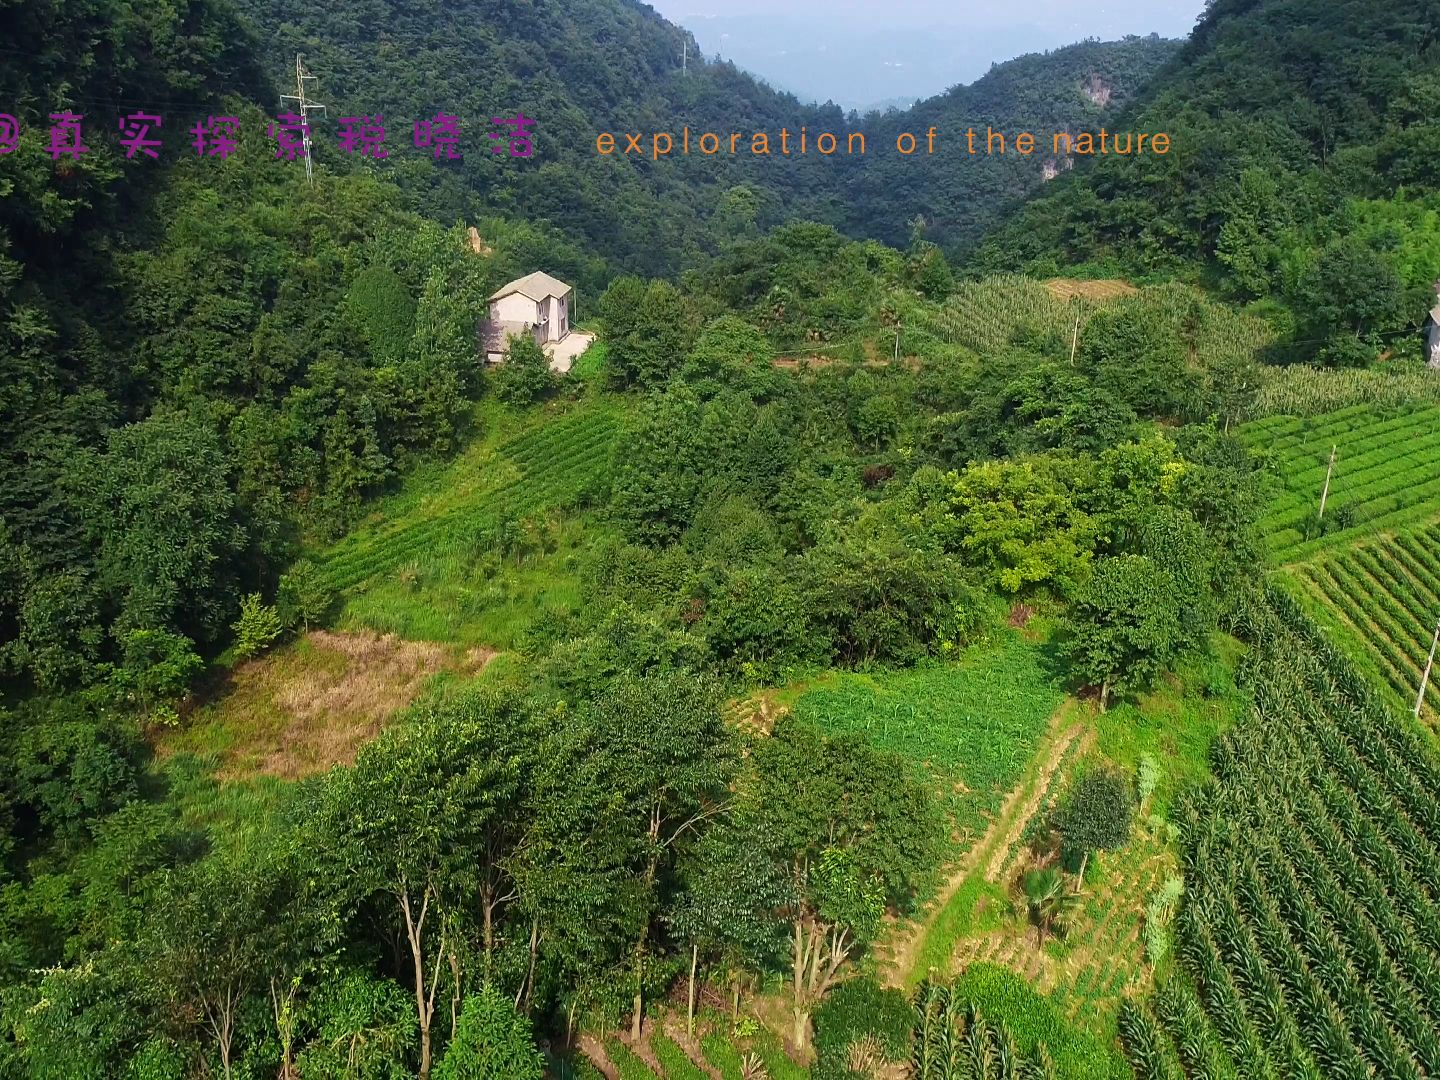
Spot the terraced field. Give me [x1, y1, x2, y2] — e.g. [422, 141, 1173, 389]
[1239, 403, 1440, 563]
[317, 399, 622, 594]
[1291, 522, 1440, 727]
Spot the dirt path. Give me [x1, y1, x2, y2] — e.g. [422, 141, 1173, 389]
[576, 1033, 617, 1079]
[879, 699, 1088, 989]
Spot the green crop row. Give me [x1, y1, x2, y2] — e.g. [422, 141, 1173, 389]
[1131, 593, 1440, 1079]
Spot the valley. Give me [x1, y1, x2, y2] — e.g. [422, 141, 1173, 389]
[3, 0, 1440, 1078]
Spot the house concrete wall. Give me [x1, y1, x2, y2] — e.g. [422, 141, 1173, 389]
[538, 294, 571, 342]
[1428, 321, 1440, 370]
[491, 293, 537, 326]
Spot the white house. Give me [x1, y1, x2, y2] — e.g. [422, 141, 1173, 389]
[481, 271, 593, 373]
[1427, 280, 1440, 371]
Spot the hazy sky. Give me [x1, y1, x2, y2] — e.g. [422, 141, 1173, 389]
[645, 0, 1207, 110]
[646, 0, 1206, 40]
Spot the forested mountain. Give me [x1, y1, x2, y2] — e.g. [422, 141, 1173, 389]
[222, 0, 849, 274]
[220, 0, 1175, 272]
[833, 35, 1180, 253]
[977, 0, 1440, 363]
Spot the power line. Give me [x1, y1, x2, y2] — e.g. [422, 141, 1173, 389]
[278, 53, 326, 185]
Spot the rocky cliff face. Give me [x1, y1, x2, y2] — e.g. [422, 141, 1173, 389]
[1080, 72, 1114, 106]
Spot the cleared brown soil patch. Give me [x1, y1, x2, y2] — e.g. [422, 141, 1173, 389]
[160, 631, 496, 780]
[1043, 278, 1137, 302]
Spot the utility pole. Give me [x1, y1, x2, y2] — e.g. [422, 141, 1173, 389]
[682, 39, 688, 75]
[1317, 445, 1337, 520]
[1069, 313, 1080, 366]
[280, 53, 326, 184]
[1416, 617, 1440, 718]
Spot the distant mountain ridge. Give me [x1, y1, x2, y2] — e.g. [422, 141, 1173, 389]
[836, 35, 1182, 253]
[225, 0, 1178, 274]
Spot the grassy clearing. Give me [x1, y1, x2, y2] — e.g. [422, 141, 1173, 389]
[338, 512, 603, 649]
[155, 754, 297, 858]
[1092, 636, 1247, 818]
[951, 963, 1128, 1079]
[308, 391, 623, 648]
[784, 634, 1063, 844]
[158, 630, 492, 779]
[879, 648, 1244, 1071]
[890, 699, 1088, 988]
[151, 629, 501, 855]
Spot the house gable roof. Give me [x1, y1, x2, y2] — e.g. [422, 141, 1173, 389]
[490, 271, 571, 303]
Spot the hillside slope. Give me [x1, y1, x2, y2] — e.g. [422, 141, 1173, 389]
[975, 0, 1440, 359]
[838, 36, 1181, 254]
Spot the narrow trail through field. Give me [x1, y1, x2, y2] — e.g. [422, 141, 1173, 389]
[880, 698, 1089, 989]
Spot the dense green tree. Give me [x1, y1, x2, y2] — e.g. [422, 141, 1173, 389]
[669, 823, 791, 1035]
[1051, 768, 1134, 878]
[143, 850, 326, 1080]
[107, 629, 204, 722]
[610, 386, 706, 543]
[801, 518, 980, 665]
[573, 672, 736, 1039]
[1061, 555, 1183, 709]
[346, 266, 417, 366]
[1132, 506, 1217, 648]
[433, 986, 543, 1080]
[275, 561, 336, 632]
[294, 968, 416, 1080]
[83, 411, 251, 645]
[604, 280, 699, 389]
[743, 720, 942, 1049]
[306, 702, 530, 1080]
[1295, 237, 1410, 359]
[492, 334, 556, 408]
[920, 460, 1097, 595]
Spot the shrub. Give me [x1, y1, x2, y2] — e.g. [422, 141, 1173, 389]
[232, 593, 283, 659]
[276, 560, 336, 632]
[1052, 767, 1134, 872]
[812, 976, 911, 1080]
[493, 333, 556, 407]
[434, 986, 544, 1080]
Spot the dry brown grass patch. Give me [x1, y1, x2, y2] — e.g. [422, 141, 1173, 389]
[1044, 278, 1137, 302]
[162, 630, 498, 781]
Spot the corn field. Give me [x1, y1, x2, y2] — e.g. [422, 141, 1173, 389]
[1295, 521, 1440, 727]
[919, 276, 1081, 353]
[1238, 404, 1440, 562]
[897, 277, 1272, 382]
[911, 981, 1058, 1080]
[1121, 589, 1440, 1079]
[1250, 364, 1440, 420]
